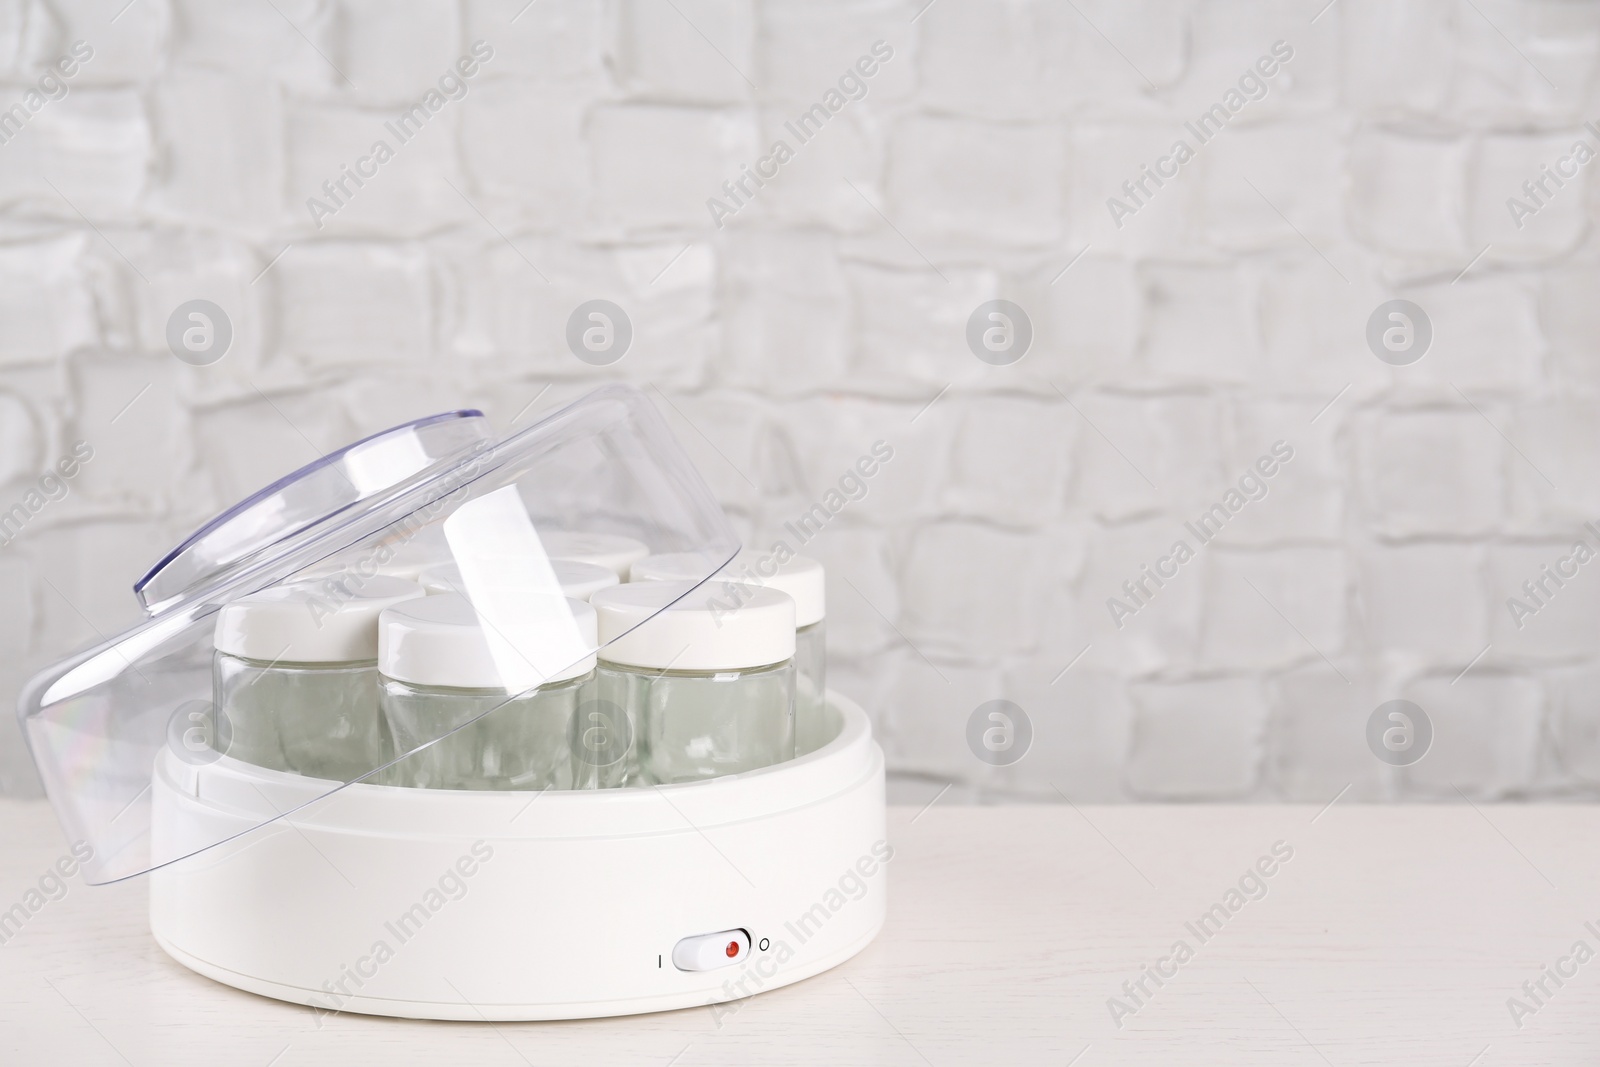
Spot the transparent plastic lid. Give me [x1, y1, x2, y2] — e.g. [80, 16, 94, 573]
[19, 385, 737, 883]
[133, 410, 495, 613]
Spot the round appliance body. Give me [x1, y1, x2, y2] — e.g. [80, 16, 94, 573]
[149, 693, 887, 1021]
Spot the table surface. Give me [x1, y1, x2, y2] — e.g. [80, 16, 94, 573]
[2, 797, 1598, 1065]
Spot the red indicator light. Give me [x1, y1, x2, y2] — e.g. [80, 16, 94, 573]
[726, 940, 740, 958]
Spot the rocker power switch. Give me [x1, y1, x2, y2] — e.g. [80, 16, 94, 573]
[672, 929, 751, 971]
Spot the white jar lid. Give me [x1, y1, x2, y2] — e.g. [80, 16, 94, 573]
[379, 593, 598, 688]
[215, 575, 424, 663]
[417, 558, 619, 602]
[541, 531, 650, 580]
[592, 579, 795, 671]
[630, 551, 824, 627]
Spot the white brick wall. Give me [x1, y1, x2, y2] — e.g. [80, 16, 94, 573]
[1, 0, 1598, 803]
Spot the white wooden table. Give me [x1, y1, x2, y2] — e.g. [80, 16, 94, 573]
[2, 798, 1597, 1065]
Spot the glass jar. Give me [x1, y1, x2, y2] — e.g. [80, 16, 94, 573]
[377, 593, 598, 790]
[381, 674, 591, 790]
[592, 580, 796, 785]
[631, 552, 827, 755]
[793, 615, 827, 756]
[212, 576, 424, 780]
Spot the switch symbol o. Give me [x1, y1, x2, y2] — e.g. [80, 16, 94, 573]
[672, 929, 750, 971]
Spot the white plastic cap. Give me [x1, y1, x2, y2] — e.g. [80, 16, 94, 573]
[591, 580, 795, 671]
[215, 575, 424, 663]
[417, 558, 619, 602]
[541, 531, 650, 581]
[630, 551, 824, 628]
[379, 593, 598, 689]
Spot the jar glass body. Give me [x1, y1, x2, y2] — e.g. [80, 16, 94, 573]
[794, 619, 827, 756]
[213, 651, 389, 780]
[379, 671, 592, 790]
[599, 658, 795, 785]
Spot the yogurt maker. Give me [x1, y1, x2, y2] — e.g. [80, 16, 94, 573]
[19, 385, 887, 1020]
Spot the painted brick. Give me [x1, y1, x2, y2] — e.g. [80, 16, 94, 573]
[1201, 546, 1348, 671]
[0, 234, 98, 366]
[149, 70, 282, 229]
[1067, 391, 1228, 522]
[1, 1, 1598, 805]
[1487, 541, 1600, 661]
[2, 88, 151, 212]
[0, 1, 47, 77]
[1127, 677, 1268, 799]
[900, 520, 1045, 660]
[999, 665, 1132, 801]
[335, 0, 461, 103]
[0, 661, 44, 796]
[66, 352, 183, 509]
[1544, 266, 1600, 390]
[1175, 1, 1337, 116]
[1138, 261, 1259, 384]
[170, 0, 337, 86]
[748, 103, 882, 232]
[1347, 126, 1467, 258]
[878, 650, 1002, 782]
[714, 229, 849, 394]
[1068, 122, 1201, 255]
[458, 79, 589, 230]
[273, 242, 434, 366]
[1469, 131, 1590, 258]
[1339, 0, 1455, 115]
[944, 395, 1073, 527]
[1222, 398, 1344, 546]
[286, 101, 470, 237]
[45, 0, 170, 85]
[612, 0, 755, 104]
[25, 519, 175, 647]
[1038, 0, 1187, 103]
[1357, 543, 1489, 662]
[1266, 663, 1386, 801]
[886, 116, 1064, 248]
[0, 389, 41, 485]
[136, 235, 267, 405]
[1356, 409, 1505, 538]
[1507, 397, 1600, 534]
[191, 394, 352, 516]
[914, 0, 1047, 121]
[802, 525, 898, 660]
[1449, 0, 1595, 123]
[1078, 517, 1205, 676]
[0, 554, 36, 657]
[462, 0, 605, 86]
[1372, 276, 1544, 395]
[843, 260, 992, 393]
[443, 236, 712, 383]
[1398, 672, 1543, 798]
[1198, 120, 1348, 251]
[1255, 260, 1389, 395]
[1550, 664, 1600, 787]
[589, 104, 759, 232]
[1015, 254, 1140, 386]
[756, 1, 914, 106]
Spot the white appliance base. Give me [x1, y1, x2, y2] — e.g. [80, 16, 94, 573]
[149, 692, 888, 1021]
[155, 918, 886, 1022]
